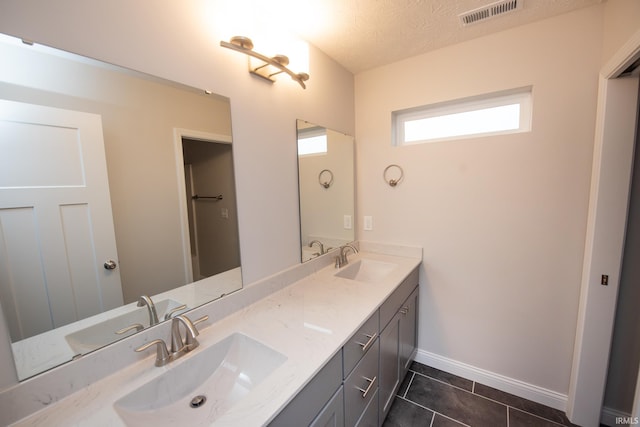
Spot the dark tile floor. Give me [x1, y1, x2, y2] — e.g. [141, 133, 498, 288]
[382, 362, 579, 427]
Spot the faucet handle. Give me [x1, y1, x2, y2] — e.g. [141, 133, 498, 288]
[191, 315, 209, 327]
[115, 323, 144, 335]
[163, 304, 187, 321]
[135, 339, 171, 367]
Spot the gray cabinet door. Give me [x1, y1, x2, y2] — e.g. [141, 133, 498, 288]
[399, 288, 418, 376]
[270, 352, 342, 427]
[378, 312, 400, 425]
[311, 386, 345, 427]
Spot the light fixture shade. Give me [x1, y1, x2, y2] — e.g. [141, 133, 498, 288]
[220, 35, 310, 89]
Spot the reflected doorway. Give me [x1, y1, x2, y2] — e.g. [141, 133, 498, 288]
[180, 137, 240, 282]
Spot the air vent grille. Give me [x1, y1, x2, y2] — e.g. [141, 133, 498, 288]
[459, 0, 523, 26]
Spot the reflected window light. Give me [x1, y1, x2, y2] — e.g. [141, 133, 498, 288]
[297, 126, 327, 156]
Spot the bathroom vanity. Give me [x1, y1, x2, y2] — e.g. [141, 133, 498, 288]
[270, 262, 419, 427]
[6, 246, 420, 427]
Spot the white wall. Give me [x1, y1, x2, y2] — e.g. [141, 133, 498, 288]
[0, 0, 354, 390]
[601, 0, 640, 66]
[0, 0, 355, 286]
[355, 5, 602, 397]
[299, 129, 355, 246]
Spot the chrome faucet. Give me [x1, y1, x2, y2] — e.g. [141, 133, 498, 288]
[170, 314, 205, 355]
[309, 240, 325, 255]
[135, 314, 209, 366]
[335, 243, 359, 268]
[137, 295, 159, 326]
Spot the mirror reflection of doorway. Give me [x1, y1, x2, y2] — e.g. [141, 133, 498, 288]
[181, 138, 240, 281]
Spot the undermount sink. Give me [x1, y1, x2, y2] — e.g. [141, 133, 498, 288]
[114, 333, 287, 426]
[65, 299, 187, 354]
[335, 259, 398, 282]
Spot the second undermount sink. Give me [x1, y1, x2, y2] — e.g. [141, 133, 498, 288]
[335, 259, 398, 282]
[114, 333, 287, 426]
[65, 299, 187, 354]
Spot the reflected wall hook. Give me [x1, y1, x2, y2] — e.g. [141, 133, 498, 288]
[319, 169, 334, 189]
[383, 164, 404, 187]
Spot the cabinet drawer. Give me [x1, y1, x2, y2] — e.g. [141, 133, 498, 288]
[343, 310, 379, 378]
[344, 339, 379, 427]
[379, 268, 418, 330]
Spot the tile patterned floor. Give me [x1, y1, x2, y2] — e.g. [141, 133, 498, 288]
[382, 362, 579, 427]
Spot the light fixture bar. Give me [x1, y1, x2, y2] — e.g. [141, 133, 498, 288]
[220, 36, 310, 89]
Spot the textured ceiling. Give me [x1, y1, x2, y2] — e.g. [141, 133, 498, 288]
[279, 0, 603, 73]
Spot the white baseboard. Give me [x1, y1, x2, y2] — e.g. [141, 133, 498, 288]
[414, 349, 567, 412]
[600, 406, 633, 426]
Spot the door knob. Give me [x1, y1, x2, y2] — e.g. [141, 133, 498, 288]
[104, 260, 117, 270]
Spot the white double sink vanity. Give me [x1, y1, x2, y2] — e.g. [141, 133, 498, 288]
[5, 243, 421, 427]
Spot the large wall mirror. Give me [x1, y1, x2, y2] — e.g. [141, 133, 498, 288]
[0, 35, 242, 380]
[297, 120, 355, 262]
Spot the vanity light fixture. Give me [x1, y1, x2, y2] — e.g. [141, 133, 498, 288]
[220, 36, 310, 89]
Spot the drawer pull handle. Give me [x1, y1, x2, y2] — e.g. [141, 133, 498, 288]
[356, 376, 377, 399]
[400, 307, 409, 315]
[355, 333, 377, 353]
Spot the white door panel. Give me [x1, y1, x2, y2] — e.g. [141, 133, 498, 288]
[0, 100, 123, 341]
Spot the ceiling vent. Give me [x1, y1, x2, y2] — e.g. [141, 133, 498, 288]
[459, 0, 523, 26]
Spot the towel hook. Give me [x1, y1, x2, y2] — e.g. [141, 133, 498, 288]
[383, 164, 404, 187]
[318, 169, 334, 189]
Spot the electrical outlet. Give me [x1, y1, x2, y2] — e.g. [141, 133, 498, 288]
[364, 216, 373, 231]
[344, 215, 352, 230]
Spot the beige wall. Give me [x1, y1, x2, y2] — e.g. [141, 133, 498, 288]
[0, 0, 354, 390]
[355, 5, 602, 395]
[299, 129, 355, 247]
[0, 0, 355, 288]
[0, 43, 232, 302]
[601, 0, 640, 67]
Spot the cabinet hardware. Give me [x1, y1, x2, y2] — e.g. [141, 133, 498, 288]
[355, 333, 377, 353]
[399, 307, 409, 315]
[356, 376, 377, 399]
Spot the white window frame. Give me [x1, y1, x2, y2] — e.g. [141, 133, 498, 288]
[392, 87, 533, 146]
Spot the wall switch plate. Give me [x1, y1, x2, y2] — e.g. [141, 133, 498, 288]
[221, 208, 229, 219]
[364, 216, 373, 231]
[344, 215, 352, 230]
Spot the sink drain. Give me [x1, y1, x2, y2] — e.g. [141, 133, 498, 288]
[190, 395, 207, 408]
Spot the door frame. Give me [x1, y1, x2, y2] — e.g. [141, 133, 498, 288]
[173, 128, 232, 284]
[567, 29, 640, 426]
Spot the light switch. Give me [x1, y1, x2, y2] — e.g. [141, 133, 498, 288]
[221, 208, 229, 219]
[364, 216, 373, 231]
[344, 215, 352, 230]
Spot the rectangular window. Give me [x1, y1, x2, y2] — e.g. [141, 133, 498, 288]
[297, 127, 327, 156]
[393, 87, 532, 145]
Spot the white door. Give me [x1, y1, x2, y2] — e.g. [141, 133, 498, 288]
[0, 100, 123, 341]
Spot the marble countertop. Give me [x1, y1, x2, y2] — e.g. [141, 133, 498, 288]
[12, 268, 242, 380]
[13, 251, 421, 426]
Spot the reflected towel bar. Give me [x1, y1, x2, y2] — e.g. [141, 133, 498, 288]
[192, 195, 223, 201]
